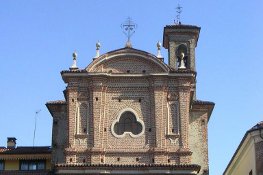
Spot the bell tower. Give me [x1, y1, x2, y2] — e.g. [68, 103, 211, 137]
[163, 24, 200, 71]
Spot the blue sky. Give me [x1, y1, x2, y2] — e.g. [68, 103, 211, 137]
[0, 0, 262, 174]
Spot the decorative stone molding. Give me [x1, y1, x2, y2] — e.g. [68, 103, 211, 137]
[169, 138, 179, 145]
[111, 108, 145, 138]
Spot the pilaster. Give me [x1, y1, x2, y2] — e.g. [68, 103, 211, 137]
[67, 84, 78, 149]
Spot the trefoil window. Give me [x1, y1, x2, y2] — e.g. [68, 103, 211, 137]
[112, 109, 144, 138]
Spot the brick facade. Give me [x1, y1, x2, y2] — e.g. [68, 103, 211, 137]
[46, 24, 214, 175]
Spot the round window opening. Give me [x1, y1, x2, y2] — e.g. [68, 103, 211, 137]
[113, 111, 143, 136]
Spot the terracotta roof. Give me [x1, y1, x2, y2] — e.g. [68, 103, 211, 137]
[0, 147, 8, 152]
[0, 146, 51, 155]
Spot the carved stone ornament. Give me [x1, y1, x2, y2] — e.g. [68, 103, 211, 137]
[169, 138, 179, 145]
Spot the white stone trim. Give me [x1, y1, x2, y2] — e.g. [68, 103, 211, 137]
[111, 108, 145, 138]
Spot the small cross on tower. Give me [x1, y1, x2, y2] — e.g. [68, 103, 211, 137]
[175, 4, 183, 24]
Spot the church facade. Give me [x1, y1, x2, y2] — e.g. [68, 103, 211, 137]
[46, 23, 214, 175]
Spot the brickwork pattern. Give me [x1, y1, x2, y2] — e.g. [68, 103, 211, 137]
[167, 34, 197, 71]
[51, 105, 67, 164]
[167, 101, 179, 134]
[189, 111, 209, 174]
[90, 57, 165, 74]
[60, 75, 197, 165]
[77, 103, 88, 135]
[106, 88, 149, 149]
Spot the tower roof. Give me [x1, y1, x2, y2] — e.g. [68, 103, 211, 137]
[163, 24, 201, 49]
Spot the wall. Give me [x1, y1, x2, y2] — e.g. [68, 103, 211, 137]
[45, 159, 51, 170]
[4, 160, 19, 170]
[255, 140, 263, 175]
[189, 111, 208, 175]
[51, 104, 67, 164]
[62, 75, 194, 165]
[3, 159, 51, 171]
[227, 137, 256, 175]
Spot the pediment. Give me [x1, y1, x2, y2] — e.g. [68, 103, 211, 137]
[86, 48, 169, 74]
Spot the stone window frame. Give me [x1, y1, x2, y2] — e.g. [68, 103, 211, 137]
[167, 101, 180, 135]
[111, 108, 145, 138]
[166, 92, 180, 138]
[75, 101, 89, 135]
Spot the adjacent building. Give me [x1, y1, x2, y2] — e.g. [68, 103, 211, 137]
[46, 22, 214, 175]
[0, 137, 51, 175]
[223, 121, 263, 175]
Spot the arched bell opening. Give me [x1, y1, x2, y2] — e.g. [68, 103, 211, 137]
[176, 44, 188, 69]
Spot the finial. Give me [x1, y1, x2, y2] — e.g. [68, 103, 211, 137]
[95, 41, 101, 58]
[156, 41, 162, 58]
[121, 17, 137, 48]
[70, 51, 78, 70]
[73, 51, 77, 59]
[175, 4, 183, 24]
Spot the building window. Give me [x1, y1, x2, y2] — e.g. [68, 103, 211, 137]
[0, 160, 4, 170]
[20, 160, 45, 170]
[76, 102, 89, 135]
[167, 100, 179, 135]
[113, 111, 143, 135]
